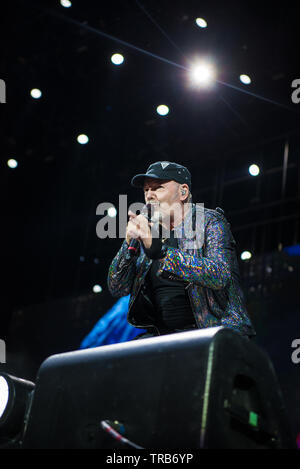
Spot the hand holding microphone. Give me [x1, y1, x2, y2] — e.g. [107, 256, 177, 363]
[126, 204, 154, 256]
[126, 203, 167, 260]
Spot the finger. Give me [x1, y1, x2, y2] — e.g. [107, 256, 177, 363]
[136, 214, 150, 226]
[127, 228, 140, 239]
[128, 210, 137, 220]
[129, 218, 140, 228]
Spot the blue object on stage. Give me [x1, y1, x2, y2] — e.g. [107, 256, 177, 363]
[79, 295, 146, 348]
[283, 244, 300, 256]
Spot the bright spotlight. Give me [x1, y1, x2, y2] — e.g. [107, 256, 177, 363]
[111, 53, 124, 65]
[189, 62, 215, 87]
[240, 74, 251, 85]
[0, 376, 9, 419]
[108, 206, 117, 218]
[195, 18, 207, 28]
[30, 89, 42, 99]
[249, 164, 260, 176]
[60, 0, 72, 7]
[77, 134, 89, 144]
[156, 105, 169, 116]
[7, 159, 18, 169]
[93, 285, 102, 293]
[241, 251, 252, 261]
[0, 373, 35, 439]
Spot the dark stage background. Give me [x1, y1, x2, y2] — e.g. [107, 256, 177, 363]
[0, 0, 299, 445]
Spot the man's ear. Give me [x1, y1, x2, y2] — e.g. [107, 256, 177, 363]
[179, 183, 189, 201]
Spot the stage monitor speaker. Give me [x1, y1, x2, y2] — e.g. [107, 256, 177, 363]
[21, 327, 294, 449]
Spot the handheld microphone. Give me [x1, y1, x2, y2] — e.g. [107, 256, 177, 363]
[127, 203, 153, 257]
[127, 239, 140, 256]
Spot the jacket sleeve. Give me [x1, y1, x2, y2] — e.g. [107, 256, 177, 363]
[107, 239, 138, 298]
[157, 212, 234, 290]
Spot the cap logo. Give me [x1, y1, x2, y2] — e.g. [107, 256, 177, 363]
[161, 162, 170, 169]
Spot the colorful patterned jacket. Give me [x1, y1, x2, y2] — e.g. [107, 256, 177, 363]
[107, 204, 256, 338]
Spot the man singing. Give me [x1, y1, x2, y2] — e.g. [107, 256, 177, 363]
[107, 161, 256, 339]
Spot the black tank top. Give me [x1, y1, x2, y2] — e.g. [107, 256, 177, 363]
[146, 230, 195, 329]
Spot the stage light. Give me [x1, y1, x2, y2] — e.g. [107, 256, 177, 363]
[0, 373, 35, 439]
[189, 62, 215, 87]
[249, 164, 260, 176]
[111, 53, 124, 65]
[93, 285, 102, 293]
[30, 89, 42, 99]
[156, 105, 169, 116]
[60, 0, 72, 7]
[77, 134, 89, 144]
[0, 377, 9, 419]
[240, 74, 251, 85]
[108, 206, 117, 218]
[195, 18, 207, 28]
[7, 159, 18, 169]
[241, 251, 252, 260]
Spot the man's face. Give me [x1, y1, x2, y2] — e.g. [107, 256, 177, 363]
[143, 177, 182, 220]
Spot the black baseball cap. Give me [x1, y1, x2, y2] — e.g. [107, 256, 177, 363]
[131, 161, 192, 190]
